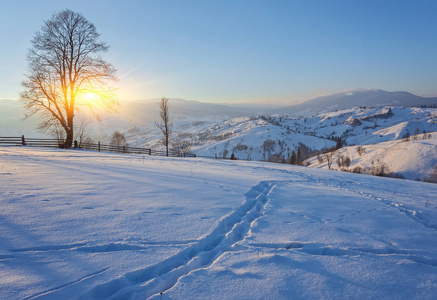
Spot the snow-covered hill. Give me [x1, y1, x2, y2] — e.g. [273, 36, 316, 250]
[1, 147, 436, 299]
[109, 106, 437, 165]
[305, 136, 437, 181]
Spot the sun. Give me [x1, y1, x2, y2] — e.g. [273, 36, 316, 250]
[82, 92, 99, 102]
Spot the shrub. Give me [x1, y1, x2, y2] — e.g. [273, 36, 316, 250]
[356, 146, 366, 156]
[337, 155, 351, 168]
[370, 159, 389, 176]
[267, 153, 282, 163]
[424, 164, 437, 183]
[233, 143, 248, 151]
[351, 166, 362, 173]
[317, 153, 324, 164]
[263, 139, 276, 153]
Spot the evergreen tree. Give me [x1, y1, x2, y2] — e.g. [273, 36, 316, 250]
[289, 150, 296, 165]
[296, 148, 302, 165]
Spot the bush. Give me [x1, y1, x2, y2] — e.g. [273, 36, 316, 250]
[233, 143, 248, 151]
[267, 153, 282, 163]
[337, 155, 351, 168]
[424, 164, 437, 183]
[370, 159, 389, 176]
[262, 139, 275, 153]
[351, 166, 363, 174]
[356, 146, 366, 156]
[317, 153, 324, 164]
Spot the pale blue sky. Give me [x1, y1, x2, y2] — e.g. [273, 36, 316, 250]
[1, 0, 436, 104]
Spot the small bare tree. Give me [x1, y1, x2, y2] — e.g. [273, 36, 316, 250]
[155, 97, 173, 156]
[356, 146, 366, 156]
[171, 140, 192, 157]
[317, 153, 324, 164]
[412, 128, 421, 140]
[74, 119, 92, 147]
[325, 152, 334, 170]
[20, 9, 118, 148]
[110, 131, 127, 152]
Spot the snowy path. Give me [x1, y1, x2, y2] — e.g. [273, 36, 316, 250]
[83, 181, 278, 299]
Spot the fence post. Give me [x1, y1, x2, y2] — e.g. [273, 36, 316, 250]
[74, 140, 78, 148]
[122, 145, 126, 154]
[98, 141, 100, 152]
[21, 135, 26, 146]
[149, 149, 151, 155]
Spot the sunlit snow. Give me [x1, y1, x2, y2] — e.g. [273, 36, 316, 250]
[1, 147, 436, 299]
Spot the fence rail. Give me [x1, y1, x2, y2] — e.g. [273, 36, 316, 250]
[0, 135, 196, 158]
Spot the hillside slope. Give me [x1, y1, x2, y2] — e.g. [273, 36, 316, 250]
[305, 136, 437, 181]
[110, 106, 437, 162]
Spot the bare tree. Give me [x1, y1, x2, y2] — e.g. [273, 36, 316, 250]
[74, 119, 92, 147]
[171, 139, 192, 157]
[412, 127, 421, 140]
[356, 145, 366, 156]
[317, 153, 324, 164]
[109, 131, 128, 152]
[325, 152, 334, 170]
[110, 131, 127, 147]
[155, 97, 173, 156]
[337, 154, 351, 169]
[20, 9, 118, 148]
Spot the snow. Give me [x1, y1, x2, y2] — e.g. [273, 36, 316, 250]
[305, 135, 437, 181]
[1, 147, 436, 299]
[101, 106, 436, 168]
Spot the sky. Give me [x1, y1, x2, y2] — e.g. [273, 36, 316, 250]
[0, 0, 436, 105]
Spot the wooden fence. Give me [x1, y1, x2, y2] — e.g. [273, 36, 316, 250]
[0, 136, 195, 158]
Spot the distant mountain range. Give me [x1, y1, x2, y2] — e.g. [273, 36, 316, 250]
[280, 89, 437, 116]
[2, 89, 437, 135]
[114, 89, 437, 123]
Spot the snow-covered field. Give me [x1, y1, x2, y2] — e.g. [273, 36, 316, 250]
[1, 147, 436, 299]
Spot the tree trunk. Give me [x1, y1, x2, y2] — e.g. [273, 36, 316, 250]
[64, 109, 74, 148]
[65, 127, 74, 148]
